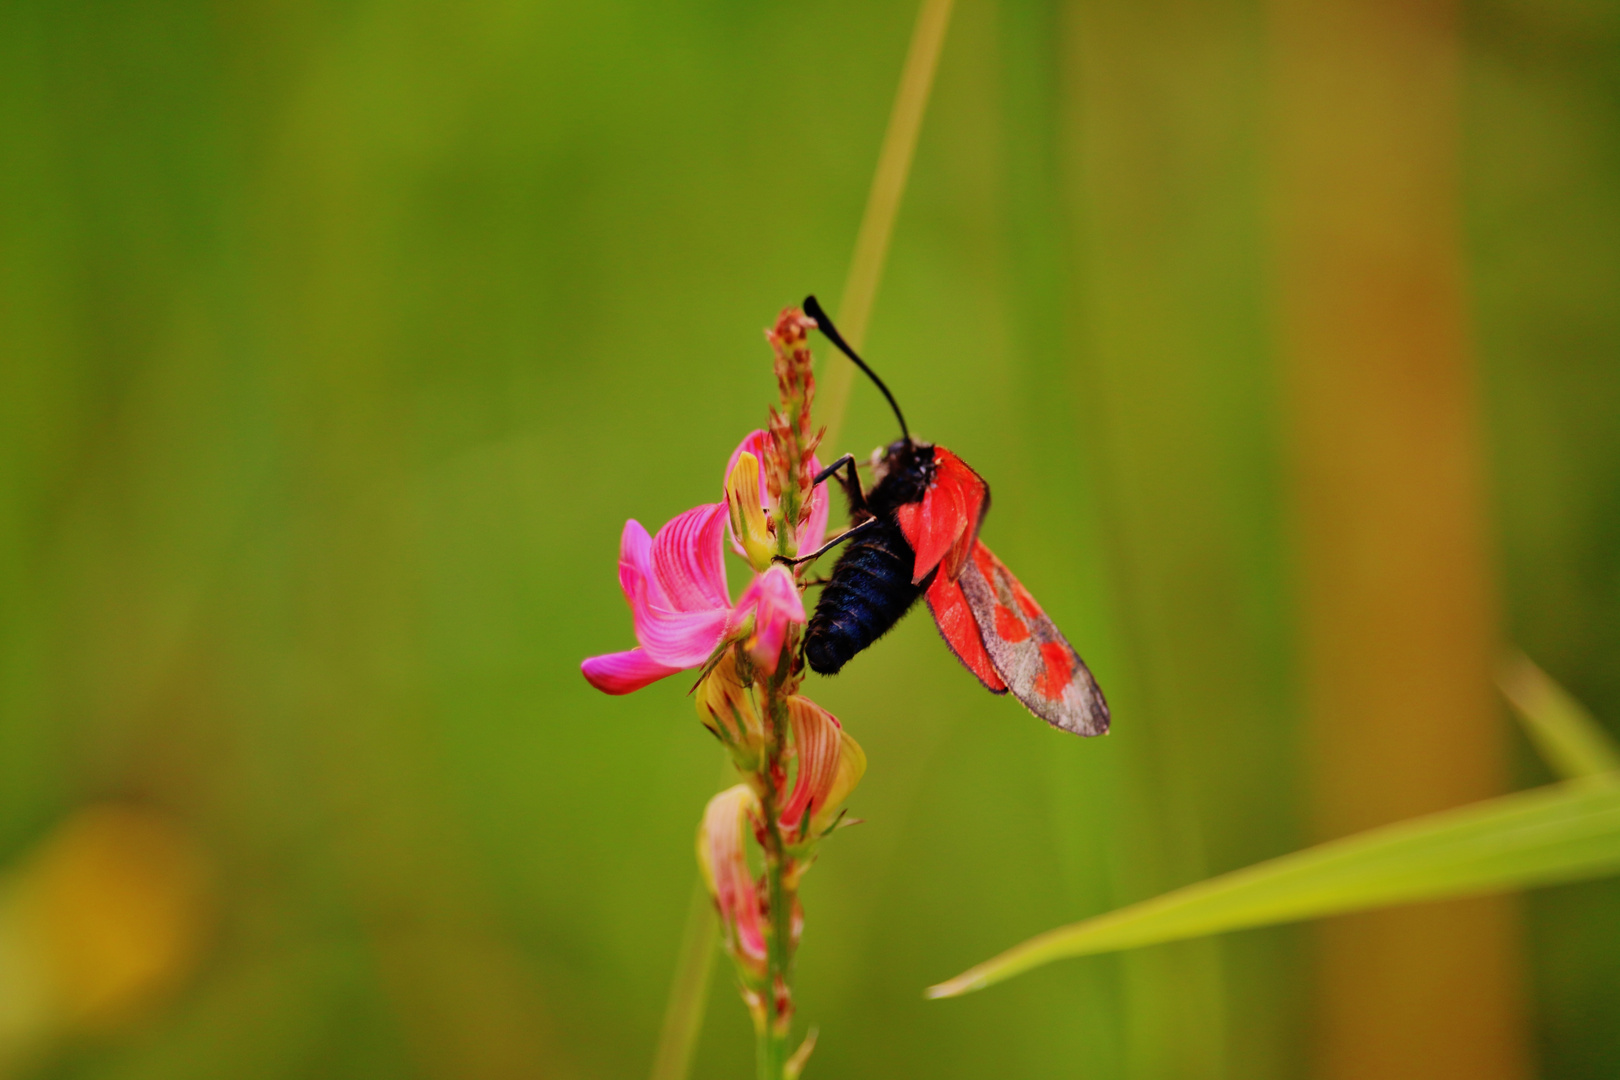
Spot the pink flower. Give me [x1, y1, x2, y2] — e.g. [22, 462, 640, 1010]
[738, 565, 805, 674]
[581, 502, 734, 694]
[725, 430, 829, 560]
[581, 434, 816, 695]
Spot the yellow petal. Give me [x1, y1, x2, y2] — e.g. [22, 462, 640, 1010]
[725, 451, 775, 572]
[815, 729, 867, 834]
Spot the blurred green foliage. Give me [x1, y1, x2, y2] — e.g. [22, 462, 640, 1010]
[0, 0, 1616, 1078]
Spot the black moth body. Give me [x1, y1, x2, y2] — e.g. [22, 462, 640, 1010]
[804, 439, 946, 675]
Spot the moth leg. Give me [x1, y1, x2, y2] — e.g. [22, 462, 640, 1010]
[772, 516, 878, 568]
[813, 454, 867, 515]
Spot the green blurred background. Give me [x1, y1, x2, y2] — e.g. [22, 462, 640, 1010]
[0, 0, 1616, 1077]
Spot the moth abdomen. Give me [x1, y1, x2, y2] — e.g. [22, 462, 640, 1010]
[804, 519, 929, 675]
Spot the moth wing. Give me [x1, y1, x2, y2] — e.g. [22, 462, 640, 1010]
[896, 449, 990, 585]
[925, 571, 1007, 694]
[957, 540, 1109, 736]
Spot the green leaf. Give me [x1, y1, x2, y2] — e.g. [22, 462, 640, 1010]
[928, 776, 1620, 999]
[1499, 650, 1620, 780]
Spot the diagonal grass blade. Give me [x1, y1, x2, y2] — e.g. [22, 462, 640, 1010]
[929, 776, 1620, 999]
[1499, 651, 1620, 781]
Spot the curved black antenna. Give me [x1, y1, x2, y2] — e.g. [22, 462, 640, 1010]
[802, 295, 910, 443]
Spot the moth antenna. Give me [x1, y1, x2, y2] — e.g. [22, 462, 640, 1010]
[802, 295, 911, 444]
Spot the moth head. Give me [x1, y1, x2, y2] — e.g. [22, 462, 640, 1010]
[871, 438, 933, 488]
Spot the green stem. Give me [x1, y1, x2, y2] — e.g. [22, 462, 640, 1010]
[755, 671, 796, 1080]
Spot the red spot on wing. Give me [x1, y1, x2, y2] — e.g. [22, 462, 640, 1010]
[993, 604, 1031, 642]
[959, 539, 1110, 736]
[1034, 641, 1075, 700]
[926, 572, 1006, 693]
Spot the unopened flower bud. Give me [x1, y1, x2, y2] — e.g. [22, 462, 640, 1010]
[695, 651, 762, 768]
[696, 786, 767, 981]
[780, 697, 866, 840]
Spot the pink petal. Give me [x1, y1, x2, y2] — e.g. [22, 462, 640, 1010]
[737, 565, 806, 673]
[616, 511, 731, 669]
[617, 520, 668, 611]
[800, 458, 830, 554]
[652, 502, 730, 613]
[630, 574, 733, 667]
[741, 564, 806, 622]
[581, 648, 683, 694]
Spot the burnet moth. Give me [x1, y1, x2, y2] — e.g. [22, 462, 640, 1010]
[782, 296, 1110, 737]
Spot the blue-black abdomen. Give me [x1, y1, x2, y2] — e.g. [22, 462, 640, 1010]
[805, 518, 929, 675]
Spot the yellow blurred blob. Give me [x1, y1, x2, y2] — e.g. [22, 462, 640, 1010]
[0, 805, 210, 1063]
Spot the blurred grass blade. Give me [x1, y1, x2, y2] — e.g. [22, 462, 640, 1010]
[647, 874, 719, 1080]
[1499, 650, 1620, 781]
[649, 756, 734, 1080]
[928, 777, 1620, 999]
[819, 0, 955, 449]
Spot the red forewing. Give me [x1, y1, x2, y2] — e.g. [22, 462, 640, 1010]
[955, 540, 1109, 736]
[895, 449, 989, 585]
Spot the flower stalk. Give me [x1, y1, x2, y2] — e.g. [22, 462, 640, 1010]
[758, 677, 796, 1077]
[732, 309, 838, 1079]
[585, 307, 863, 1080]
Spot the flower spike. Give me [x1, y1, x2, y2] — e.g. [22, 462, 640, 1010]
[586, 305, 878, 1070]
